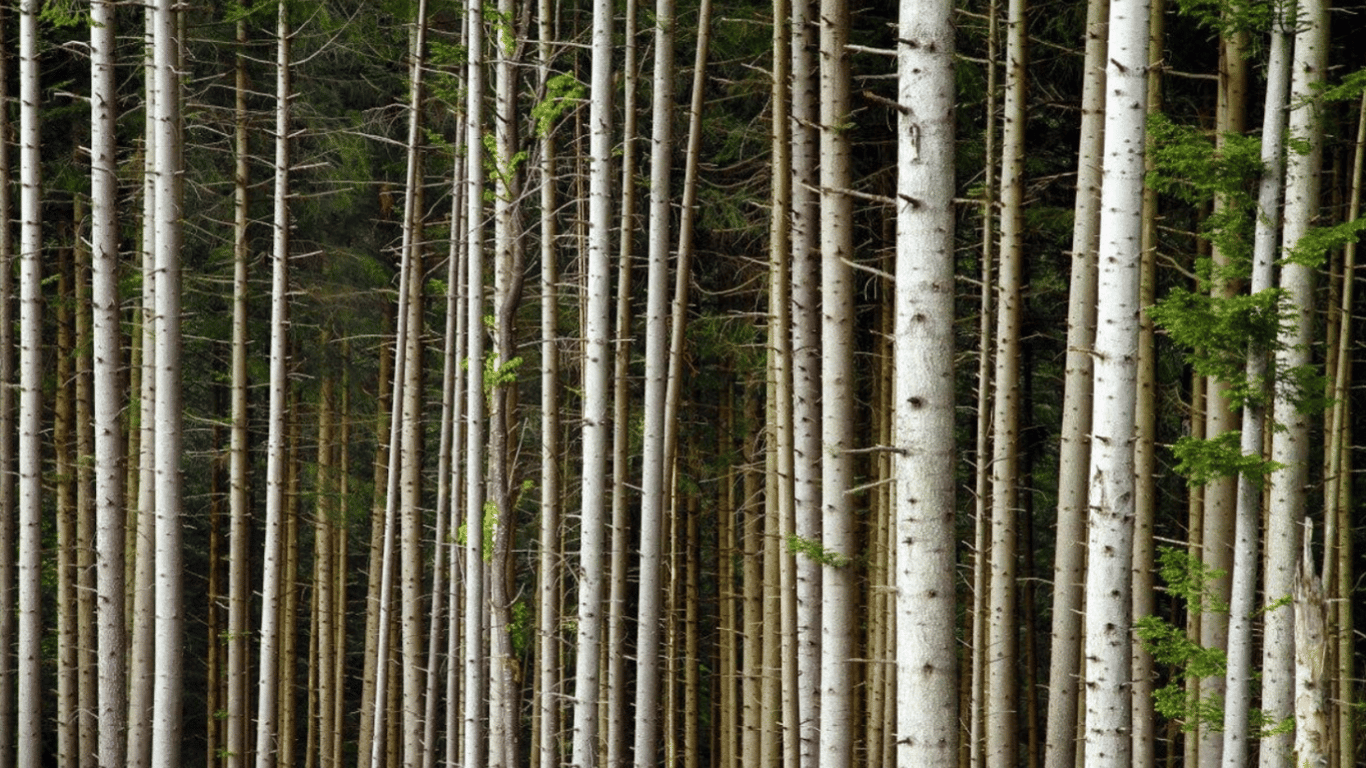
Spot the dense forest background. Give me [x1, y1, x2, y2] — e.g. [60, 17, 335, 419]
[4, 0, 1366, 766]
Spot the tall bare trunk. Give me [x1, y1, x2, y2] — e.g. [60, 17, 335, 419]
[254, 5, 293, 763]
[1082, 0, 1150, 763]
[893, 0, 958, 762]
[91, 2, 127, 764]
[17, 5, 43, 767]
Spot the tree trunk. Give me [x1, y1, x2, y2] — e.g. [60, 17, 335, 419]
[90, 3, 127, 763]
[0, 6, 15, 762]
[1043, 0, 1103, 762]
[1220, 1, 1290, 761]
[1082, 0, 1150, 763]
[17, 5, 43, 766]
[789, 0, 823, 758]
[567, 0, 612, 757]
[254, 5, 293, 762]
[631, 0, 676, 753]
[1295, 529, 1328, 767]
[818, 0, 855, 759]
[606, 0, 638, 761]
[893, 0, 958, 762]
[462, 0, 489, 760]
[1261, 0, 1326, 761]
[536, 0, 562, 763]
[987, 0, 1026, 759]
[150, 0, 186, 761]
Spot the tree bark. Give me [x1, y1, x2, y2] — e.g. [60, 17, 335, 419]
[894, 0, 958, 761]
[1082, 0, 1150, 763]
[91, 2, 127, 764]
[17, 5, 43, 766]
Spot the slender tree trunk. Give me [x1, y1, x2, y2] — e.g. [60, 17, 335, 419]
[769, 0, 799, 756]
[150, 0, 186, 760]
[536, 2, 562, 764]
[443, 125, 468, 768]
[462, 0, 489, 760]
[0, 7, 15, 763]
[254, 5, 293, 763]
[1044, 0, 1103, 763]
[316, 379, 336, 768]
[893, 0, 958, 763]
[74, 209, 96, 768]
[818, 0, 856, 759]
[397, 8, 430, 768]
[606, 0, 638, 761]
[128, 9, 158, 760]
[358, 316, 393, 768]
[226, 9, 251, 767]
[969, 3, 997, 763]
[57, 228, 76, 768]
[1330, 90, 1365, 768]
[1082, 0, 1150, 763]
[1131, 3, 1162, 765]
[789, 0, 823, 758]
[17, 5, 43, 767]
[568, 0, 612, 757]
[1262, 0, 1326, 763]
[1220, 1, 1290, 761]
[631, 0, 676, 754]
[987, 0, 1026, 759]
[91, 2, 127, 764]
[488, 0, 525, 757]
[1294, 532, 1329, 767]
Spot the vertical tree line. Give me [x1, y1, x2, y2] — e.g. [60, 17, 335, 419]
[2, 0, 1366, 767]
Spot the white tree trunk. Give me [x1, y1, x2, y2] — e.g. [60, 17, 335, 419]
[1045, 0, 1104, 765]
[462, 0, 488, 763]
[17, 5, 43, 767]
[789, 0, 823, 760]
[570, 0, 613, 758]
[1261, 0, 1326, 762]
[254, 5, 292, 764]
[606, 0, 638, 762]
[534, 2, 560, 764]
[818, 0, 855, 760]
[1220, 1, 1290, 761]
[150, 0, 185, 761]
[987, 0, 1026, 759]
[630, 0, 675, 757]
[1082, 0, 1150, 763]
[128, 7, 158, 765]
[0, 6, 15, 762]
[227, 11, 251, 768]
[90, 3, 126, 766]
[893, 0, 958, 762]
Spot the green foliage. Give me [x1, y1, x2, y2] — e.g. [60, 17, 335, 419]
[483, 354, 523, 394]
[509, 599, 530, 656]
[532, 73, 585, 138]
[482, 500, 497, 563]
[1147, 286, 1283, 403]
[40, 0, 87, 28]
[1283, 216, 1366, 268]
[1156, 546, 1227, 615]
[482, 133, 527, 199]
[485, 3, 515, 55]
[1171, 431, 1281, 487]
[1321, 69, 1366, 103]
[1136, 547, 1229, 733]
[1146, 113, 1263, 268]
[786, 535, 850, 568]
[1169, 0, 1275, 37]
[690, 314, 764, 374]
